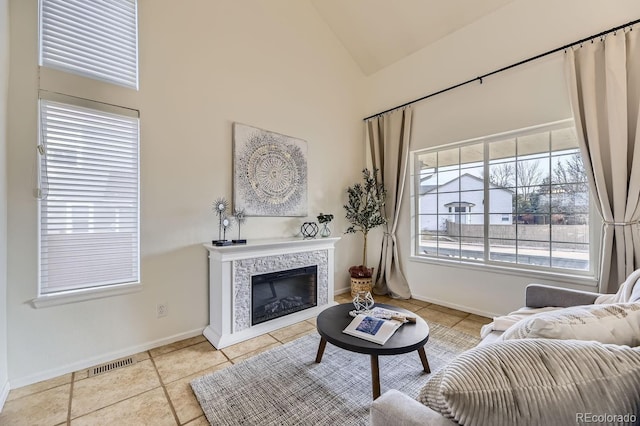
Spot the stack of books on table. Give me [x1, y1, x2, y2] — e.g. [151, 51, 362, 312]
[342, 307, 412, 345]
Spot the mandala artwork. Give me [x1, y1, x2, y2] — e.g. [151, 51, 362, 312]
[233, 123, 308, 216]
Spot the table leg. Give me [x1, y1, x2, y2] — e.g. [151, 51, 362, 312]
[370, 354, 381, 399]
[417, 346, 431, 373]
[315, 337, 327, 363]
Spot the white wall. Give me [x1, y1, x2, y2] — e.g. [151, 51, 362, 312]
[364, 0, 640, 316]
[0, 0, 10, 409]
[7, 0, 365, 386]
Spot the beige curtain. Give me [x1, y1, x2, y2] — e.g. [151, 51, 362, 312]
[565, 28, 640, 293]
[366, 108, 412, 299]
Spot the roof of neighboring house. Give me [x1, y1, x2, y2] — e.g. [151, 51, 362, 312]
[444, 201, 476, 207]
[420, 173, 514, 195]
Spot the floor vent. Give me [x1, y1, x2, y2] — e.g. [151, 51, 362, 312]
[88, 356, 136, 377]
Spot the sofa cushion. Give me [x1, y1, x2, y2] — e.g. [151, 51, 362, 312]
[500, 302, 640, 346]
[418, 339, 640, 426]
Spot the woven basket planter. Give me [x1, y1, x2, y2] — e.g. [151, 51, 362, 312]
[350, 277, 373, 298]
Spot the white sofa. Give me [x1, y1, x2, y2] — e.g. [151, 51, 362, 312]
[370, 283, 640, 426]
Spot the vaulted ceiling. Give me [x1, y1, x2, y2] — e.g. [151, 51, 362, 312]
[310, 0, 515, 75]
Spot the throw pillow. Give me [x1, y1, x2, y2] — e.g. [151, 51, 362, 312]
[418, 339, 640, 426]
[501, 302, 640, 346]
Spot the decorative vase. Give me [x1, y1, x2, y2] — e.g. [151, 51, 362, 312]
[352, 291, 374, 313]
[300, 222, 318, 239]
[319, 222, 331, 238]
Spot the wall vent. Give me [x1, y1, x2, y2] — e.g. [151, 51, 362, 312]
[88, 356, 136, 377]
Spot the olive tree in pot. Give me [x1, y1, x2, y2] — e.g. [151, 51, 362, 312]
[344, 168, 387, 297]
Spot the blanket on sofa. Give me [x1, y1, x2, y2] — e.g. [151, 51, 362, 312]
[595, 267, 640, 304]
[480, 270, 640, 338]
[480, 307, 560, 338]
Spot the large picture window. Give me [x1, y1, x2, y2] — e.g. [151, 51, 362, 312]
[414, 120, 593, 274]
[38, 95, 140, 295]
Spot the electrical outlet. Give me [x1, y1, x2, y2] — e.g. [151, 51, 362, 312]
[157, 303, 168, 318]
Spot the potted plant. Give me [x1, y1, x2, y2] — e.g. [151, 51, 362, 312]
[344, 168, 387, 296]
[317, 213, 334, 237]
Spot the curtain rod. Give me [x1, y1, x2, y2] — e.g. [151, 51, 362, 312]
[363, 17, 640, 121]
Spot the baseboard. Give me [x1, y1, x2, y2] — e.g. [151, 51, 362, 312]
[410, 294, 500, 319]
[334, 286, 350, 295]
[10, 327, 205, 389]
[0, 380, 9, 412]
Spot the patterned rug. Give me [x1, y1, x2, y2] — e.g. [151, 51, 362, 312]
[191, 324, 479, 425]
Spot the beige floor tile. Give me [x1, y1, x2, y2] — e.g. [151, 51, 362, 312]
[150, 335, 207, 358]
[7, 373, 72, 402]
[452, 319, 485, 337]
[220, 333, 278, 360]
[70, 388, 176, 426]
[0, 384, 70, 426]
[466, 313, 493, 324]
[230, 342, 282, 364]
[269, 321, 316, 342]
[154, 342, 227, 384]
[278, 329, 316, 345]
[416, 307, 464, 327]
[71, 359, 160, 418]
[383, 299, 422, 313]
[134, 351, 151, 362]
[165, 362, 230, 424]
[74, 369, 89, 381]
[185, 416, 210, 426]
[336, 296, 356, 304]
[305, 317, 317, 327]
[373, 295, 393, 303]
[427, 304, 470, 318]
[407, 298, 431, 307]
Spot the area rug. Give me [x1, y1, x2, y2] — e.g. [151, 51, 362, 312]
[191, 323, 479, 425]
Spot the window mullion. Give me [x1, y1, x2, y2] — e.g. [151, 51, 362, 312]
[483, 140, 489, 262]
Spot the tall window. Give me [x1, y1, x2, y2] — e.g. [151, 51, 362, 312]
[38, 95, 139, 294]
[37, 0, 140, 299]
[414, 120, 592, 274]
[39, 0, 139, 89]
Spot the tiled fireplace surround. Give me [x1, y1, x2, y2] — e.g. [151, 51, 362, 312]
[203, 237, 340, 349]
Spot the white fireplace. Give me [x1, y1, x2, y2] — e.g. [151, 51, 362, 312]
[203, 237, 339, 349]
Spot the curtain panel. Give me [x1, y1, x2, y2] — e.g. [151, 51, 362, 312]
[366, 108, 412, 299]
[565, 28, 640, 293]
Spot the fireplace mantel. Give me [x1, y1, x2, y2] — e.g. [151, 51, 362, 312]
[203, 237, 339, 348]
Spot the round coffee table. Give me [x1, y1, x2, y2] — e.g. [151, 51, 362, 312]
[315, 303, 430, 399]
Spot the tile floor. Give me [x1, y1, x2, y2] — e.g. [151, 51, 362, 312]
[0, 293, 491, 425]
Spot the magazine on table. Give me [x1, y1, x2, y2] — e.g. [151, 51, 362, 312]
[342, 313, 403, 345]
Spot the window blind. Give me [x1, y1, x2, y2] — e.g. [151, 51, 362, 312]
[39, 97, 140, 294]
[40, 0, 139, 89]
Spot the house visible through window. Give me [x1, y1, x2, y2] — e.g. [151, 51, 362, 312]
[414, 120, 592, 274]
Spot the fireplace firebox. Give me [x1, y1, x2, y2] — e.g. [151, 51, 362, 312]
[251, 265, 317, 326]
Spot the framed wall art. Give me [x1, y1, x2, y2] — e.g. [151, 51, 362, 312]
[233, 123, 308, 216]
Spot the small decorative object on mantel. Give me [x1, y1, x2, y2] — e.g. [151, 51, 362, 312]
[317, 213, 333, 238]
[300, 222, 318, 239]
[218, 216, 233, 246]
[232, 208, 247, 244]
[212, 197, 232, 246]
